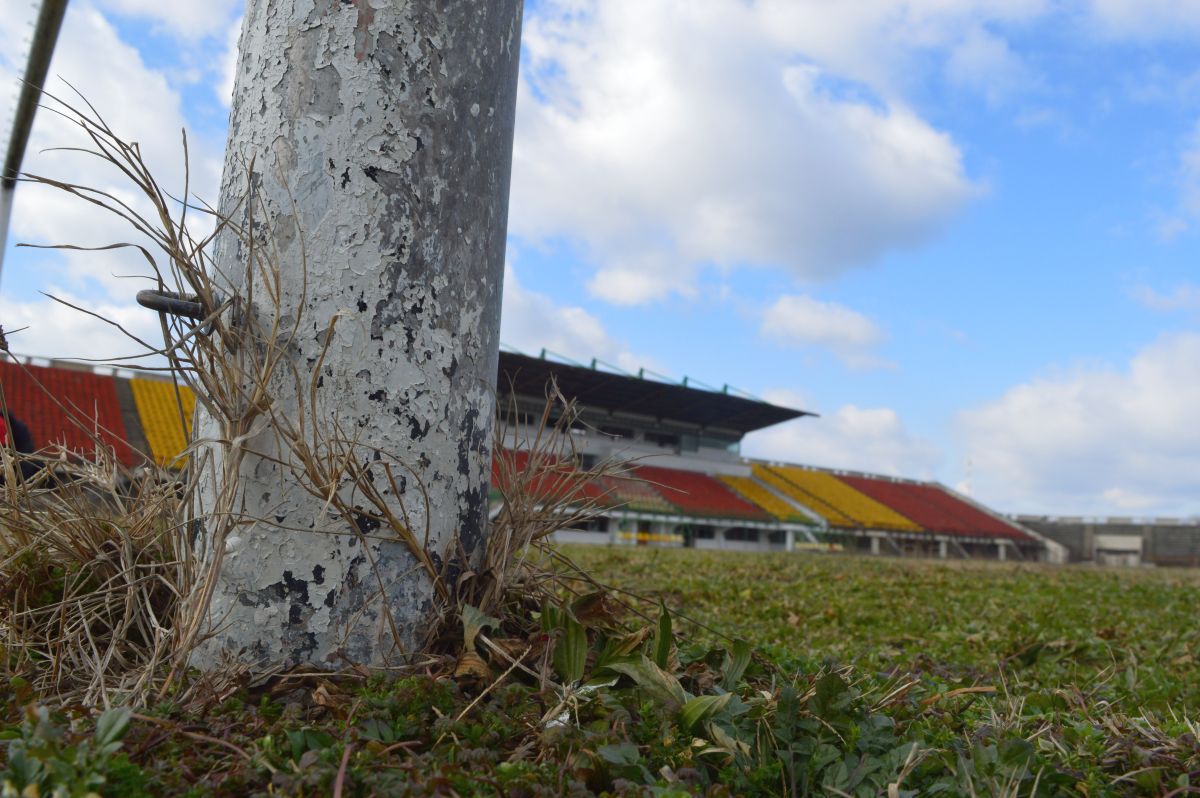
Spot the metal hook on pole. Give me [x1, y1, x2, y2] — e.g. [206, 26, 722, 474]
[135, 289, 208, 320]
[136, 289, 228, 340]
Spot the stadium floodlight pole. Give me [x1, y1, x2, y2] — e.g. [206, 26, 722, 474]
[191, 0, 523, 668]
[0, 0, 70, 284]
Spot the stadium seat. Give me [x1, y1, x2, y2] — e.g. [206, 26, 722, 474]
[764, 465, 924, 532]
[718, 474, 810, 522]
[636, 465, 772, 521]
[0, 360, 136, 465]
[129, 378, 196, 465]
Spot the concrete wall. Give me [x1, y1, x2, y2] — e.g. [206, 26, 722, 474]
[1144, 525, 1200, 567]
[1016, 517, 1092, 562]
[1014, 516, 1200, 567]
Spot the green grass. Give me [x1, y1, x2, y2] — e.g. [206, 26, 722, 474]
[4, 547, 1199, 796]
[569, 547, 1200, 710]
[568, 546, 1200, 793]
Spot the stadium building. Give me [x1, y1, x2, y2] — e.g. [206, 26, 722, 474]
[0, 350, 1061, 561]
[1011, 515, 1200, 567]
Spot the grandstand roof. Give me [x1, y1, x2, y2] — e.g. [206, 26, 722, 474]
[498, 351, 810, 435]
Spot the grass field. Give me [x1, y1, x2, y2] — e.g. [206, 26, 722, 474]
[568, 546, 1200, 710]
[4, 545, 1200, 796]
[564, 546, 1200, 794]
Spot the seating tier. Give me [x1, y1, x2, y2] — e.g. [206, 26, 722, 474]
[765, 465, 923, 532]
[636, 465, 772, 521]
[718, 475, 809, 522]
[129, 378, 195, 465]
[0, 360, 136, 465]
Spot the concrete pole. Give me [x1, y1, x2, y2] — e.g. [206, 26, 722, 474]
[193, 0, 523, 668]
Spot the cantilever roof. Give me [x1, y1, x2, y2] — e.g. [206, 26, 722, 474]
[498, 351, 812, 435]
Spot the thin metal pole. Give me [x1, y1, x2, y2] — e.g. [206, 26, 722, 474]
[0, 186, 11, 267]
[0, 0, 70, 283]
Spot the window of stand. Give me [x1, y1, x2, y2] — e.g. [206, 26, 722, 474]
[724, 528, 759, 542]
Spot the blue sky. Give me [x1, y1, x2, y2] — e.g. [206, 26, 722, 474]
[3, 0, 1200, 518]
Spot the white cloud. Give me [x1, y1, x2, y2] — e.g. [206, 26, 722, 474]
[958, 333, 1200, 516]
[1085, 0, 1200, 39]
[3, 2, 222, 301]
[745, 396, 942, 479]
[94, 0, 242, 40]
[1131, 282, 1200, 312]
[1144, 120, 1200, 240]
[755, 0, 1047, 99]
[760, 294, 888, 368]
[511, 0, 979, 305]
[217, 15, 243, 108]
[945, 26, 1036, 104]
[0, 291, 165, 364]
[500, 263, 649, 373]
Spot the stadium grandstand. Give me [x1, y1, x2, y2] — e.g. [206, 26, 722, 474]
[0, 348, 1061, 561]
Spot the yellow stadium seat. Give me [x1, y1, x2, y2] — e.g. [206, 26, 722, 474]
[718, 474, 809, 522]
[129, 378, 196, 466]
[764, 465, 923, 532]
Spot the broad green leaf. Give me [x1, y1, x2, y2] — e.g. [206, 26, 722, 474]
[706, 721, 751, 758]
[679, 692, 733, 733]
[652, 599, 672, 669]
[813, 673, 851, 716]
[94, 707, 131, 747]
[553, 612, 588, 685]
[721, 638, 752, 690]
[597, 741, 640, 766]
[606, 655, 688, 710]
[594, 626, 652, 669]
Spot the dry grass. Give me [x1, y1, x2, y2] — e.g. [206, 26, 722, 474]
[0, 88, 636, 710]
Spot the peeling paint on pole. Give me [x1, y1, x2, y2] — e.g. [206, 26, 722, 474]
[192, 0, 523, 668]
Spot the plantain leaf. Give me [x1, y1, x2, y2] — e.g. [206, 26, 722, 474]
[721, 638, 752, 690]
[652, 599, 672, 669]
[679, 692, 733, 733]
[553, 611, 589, 685]
[606, 655, 688, 710]
[94, 707, 131, 747]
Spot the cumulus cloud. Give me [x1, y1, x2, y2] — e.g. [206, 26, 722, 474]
[0, 291, 165, 364]
[95, 0, 243, 40]
[1131, 282, 1200, 313]
[1085, 0, 1200, 39]
[754, 0, 1047, 98]
[500, 264, 650, 373]
[3, 2, 222, 301]
[744, 393, 942, 479]
[511, 0, 979, 305]
[945, 25, 1037, 104]
[958, 333, 1200, 516]
[217, 15, 243, 108]
[760, 294, 888, 368]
